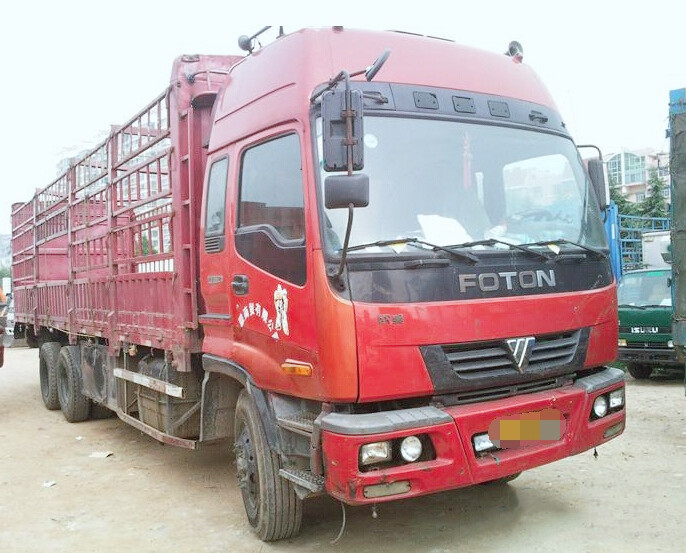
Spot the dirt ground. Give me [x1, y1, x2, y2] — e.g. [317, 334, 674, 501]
[1, 347, 684, 553]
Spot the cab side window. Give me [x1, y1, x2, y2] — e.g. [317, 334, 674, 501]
[238, 134, 305, 240]
[236, 134, 306, 284]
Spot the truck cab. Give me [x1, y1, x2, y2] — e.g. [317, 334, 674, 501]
[617, 268, 681, 378]
[198, 28, 624, 533]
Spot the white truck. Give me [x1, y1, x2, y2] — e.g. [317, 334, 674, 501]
[642, 230, 671, 269]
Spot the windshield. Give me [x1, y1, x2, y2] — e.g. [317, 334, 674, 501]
[617, 271, 672, 307]
[317, 116, 607, 254]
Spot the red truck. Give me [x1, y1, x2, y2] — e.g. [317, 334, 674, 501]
[11, 27, 625, 541]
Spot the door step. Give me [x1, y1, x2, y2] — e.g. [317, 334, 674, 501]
[276, 411, 318, 436]
[279, 467, 325, 494]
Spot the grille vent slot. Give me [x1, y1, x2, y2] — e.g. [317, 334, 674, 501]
[442, 330, 581, 378]
[204, 235, 224, 253]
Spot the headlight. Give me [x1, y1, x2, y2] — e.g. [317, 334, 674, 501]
[668, 340, 674, 348]
[618, 338, 627, 347]
[400, 436, 423, 462]
[609, 389, 624, 409]
[360, 441, 392, 466]
[593, 395, 608, 418]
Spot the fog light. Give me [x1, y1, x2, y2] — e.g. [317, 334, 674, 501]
[473, 433, 495, 453]
[609, 389, 624, 409]
[593, 395, 608, 418]
[618, 338, 627, 347]
[360, 441, 391, 466]
[400, 436, 423, 462]
[604, 421, 624, 438]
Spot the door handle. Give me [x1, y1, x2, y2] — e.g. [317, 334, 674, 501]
[232, 274, 249, 295]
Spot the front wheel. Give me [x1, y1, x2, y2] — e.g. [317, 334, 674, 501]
[627, 363, 652, 380]
[234, 391, 302, 541]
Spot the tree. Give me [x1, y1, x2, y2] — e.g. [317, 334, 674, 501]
[0, 266, 9, 281]
[609, 175, 639, 215]
[639, 170, 668, 218]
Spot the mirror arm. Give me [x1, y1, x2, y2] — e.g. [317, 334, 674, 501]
[332, 204, 355, 286]
[341, 71, 356, 176]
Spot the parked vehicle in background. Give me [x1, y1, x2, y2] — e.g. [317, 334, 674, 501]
[617, 269, 680, 379]
[5, 296, 14, 338]
[642, 230, 671, 270]
[9, 27, 626, 541]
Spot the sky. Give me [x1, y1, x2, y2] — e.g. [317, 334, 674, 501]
[1, 0, 685, 235]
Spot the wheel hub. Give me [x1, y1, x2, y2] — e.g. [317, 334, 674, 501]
[235, 426, 259, 518]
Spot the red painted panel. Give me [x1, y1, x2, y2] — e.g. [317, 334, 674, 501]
[356, 285, 618, 401]
[323, 380, 625, 505]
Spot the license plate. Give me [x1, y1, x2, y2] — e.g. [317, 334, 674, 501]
[488, 408, 566, 449]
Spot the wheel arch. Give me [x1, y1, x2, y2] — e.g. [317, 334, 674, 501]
[200, 354, 279, 449]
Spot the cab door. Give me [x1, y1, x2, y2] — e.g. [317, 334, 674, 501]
[228, 127, 319, 397]
[199, 155, 234, 355]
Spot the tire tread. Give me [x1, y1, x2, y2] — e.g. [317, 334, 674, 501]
[57, 346, 90, 423]
[234, 391, 302, 541]
[39, 342, 62, 410]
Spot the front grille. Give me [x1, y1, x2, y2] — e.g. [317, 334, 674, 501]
[442, 330, 580, 379]
[626, 342, 671, 350]
[435, 375, 572, 406]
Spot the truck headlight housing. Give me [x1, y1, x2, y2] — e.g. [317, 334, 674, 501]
[399, 436, 423, 462]
[609, 389, 624, 409]
[593, 395, 608, 418]
[360, 441, 392, 466]
[618, 338, 627, 347]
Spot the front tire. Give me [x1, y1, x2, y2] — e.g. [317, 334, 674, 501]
[39, 342, 62, 410]
[57, 346, 90, 422]
[234, 391, 302, 541]
[627, 363, 652, 380]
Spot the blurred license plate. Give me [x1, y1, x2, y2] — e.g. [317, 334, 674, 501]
[488, 408, 566, 449]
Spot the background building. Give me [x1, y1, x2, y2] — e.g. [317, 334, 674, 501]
[607, 148, 670, 204]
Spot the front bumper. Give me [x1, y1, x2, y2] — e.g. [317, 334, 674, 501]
[321, 367, 625, 505]
[617, 345, 680, 366]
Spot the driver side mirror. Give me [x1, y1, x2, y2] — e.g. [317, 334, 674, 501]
[325, 174, 369, 209]
[588, 158, 609, 209]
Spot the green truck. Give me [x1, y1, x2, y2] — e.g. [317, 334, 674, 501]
[617, 268, 680, 379]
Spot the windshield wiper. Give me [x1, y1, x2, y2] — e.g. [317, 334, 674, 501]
[618, 304, 647, 310]
[445, 238, 551, 261]
[348, 237, 479, 263]
[525, 239, 608, 260]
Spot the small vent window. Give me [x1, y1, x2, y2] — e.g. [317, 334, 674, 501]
[204, 157, 229, 253]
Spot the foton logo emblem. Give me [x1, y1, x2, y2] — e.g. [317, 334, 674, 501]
[631, 327, 658, 334]
[505, 337, 536, 373]
[458, 270, 556, 293]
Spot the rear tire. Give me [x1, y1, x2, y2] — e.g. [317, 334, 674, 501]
[39, 342, 62, 410]
[627, 363, 652, 380]
[234, 391, 302, 541]
[57, 346, 91, 422]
